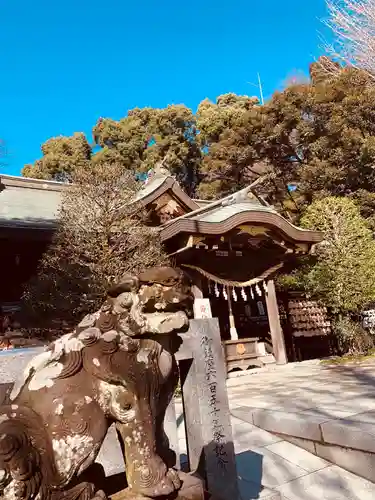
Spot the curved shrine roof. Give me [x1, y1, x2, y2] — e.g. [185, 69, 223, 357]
[0, 173, 323, 247]
[159, 187, 322, 245]
[160, 203, 322, 244]
[133, 174, 200, 212]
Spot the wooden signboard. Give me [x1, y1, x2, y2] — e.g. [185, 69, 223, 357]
[193, 298, 213, 319]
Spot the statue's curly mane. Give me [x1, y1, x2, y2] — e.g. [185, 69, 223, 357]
[0, 266, 192, 500]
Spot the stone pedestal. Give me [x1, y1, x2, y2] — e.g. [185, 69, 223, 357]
[109, 472, 204, 500]
[180, 320, 239, 500]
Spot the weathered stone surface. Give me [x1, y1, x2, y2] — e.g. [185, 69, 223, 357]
[110, 472, 204, 500]
[265, 441, 328, 473]
[315, 442, 375, 484]
[0, 266, 193, 500]
[0, 383, 12, 405]
[348, 411, 375, 425]
[230, 406, 255, 424]
[237, 478, 281, 500]
[252, 409, 325, 441]
[276, 465, 375, 500]
[321, 419, 375, 453]
[184, 319, 238, 500]
[164, 400, 180, 469]
[236, 447, 306, 489]
[225, 362, 375, 498]
[273, 434, 317, 455]
[231, 417, 281, 453]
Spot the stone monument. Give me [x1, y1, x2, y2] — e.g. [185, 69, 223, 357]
[0, 267, 202, 500]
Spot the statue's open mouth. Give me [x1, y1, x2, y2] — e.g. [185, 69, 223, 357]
[134, 282, 193, 335]
[143, 311, 189, 335]
[141, 296, 193, 315]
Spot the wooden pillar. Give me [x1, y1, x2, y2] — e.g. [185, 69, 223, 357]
[227, 286, 238, 340]
[265, 280, 287, 365]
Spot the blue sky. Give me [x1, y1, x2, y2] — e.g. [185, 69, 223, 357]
[0, 0, 331, 176]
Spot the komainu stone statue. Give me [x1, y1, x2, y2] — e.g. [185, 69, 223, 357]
[0, 267, 193, 500]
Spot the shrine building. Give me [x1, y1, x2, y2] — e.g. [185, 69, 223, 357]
[0, 172, 325, 369]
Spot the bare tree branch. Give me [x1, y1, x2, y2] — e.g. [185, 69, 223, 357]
[324, 0, 375, 79]
[23, 163, 169, 327]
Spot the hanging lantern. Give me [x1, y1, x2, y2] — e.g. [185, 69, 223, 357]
[241, 287, 247, 300]
[232, 288, 238, 302]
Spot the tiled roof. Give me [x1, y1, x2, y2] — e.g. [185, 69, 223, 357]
[133, 175, 167, 202]
[0, 175, 63, 229]
[192, 202, 274, 223]
[0, 173, 199, 229]
[159, 184, 323, 244]
[0, 174, 321, 247]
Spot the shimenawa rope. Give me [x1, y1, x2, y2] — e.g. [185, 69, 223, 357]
[180, 262, 284, 288]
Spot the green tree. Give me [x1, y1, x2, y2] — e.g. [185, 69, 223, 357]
[300, 65, 375, 204]
[245, 62, 375, 222]
[92, 105, 201, 196]
[24, 106, 201, 196]
[196, 93, 261, 199]
[300, 197, 375, 314]
[23, 61, 375, 217]
[195, 61, 375, 217]
[22, 133, 92, 181]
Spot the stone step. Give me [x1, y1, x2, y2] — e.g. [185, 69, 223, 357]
[231, 405, 375, 485]
[176, 406, 375, 499]
[229, 413, 375, 499]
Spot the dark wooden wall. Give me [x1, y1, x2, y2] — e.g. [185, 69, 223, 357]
[0, 228, 51, 305]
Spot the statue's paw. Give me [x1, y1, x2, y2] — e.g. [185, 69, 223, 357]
[132, 473, 178, 497]
[145, 468, 181, 497]
[166, 468, 181, 490]
[92, 489, 107, 500]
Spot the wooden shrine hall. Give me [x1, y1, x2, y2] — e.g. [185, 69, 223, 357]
[0, 172, 322, 369]
[136, 171, 322, 368]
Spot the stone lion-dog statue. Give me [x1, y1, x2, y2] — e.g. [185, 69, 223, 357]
[0, 266, 193, 500]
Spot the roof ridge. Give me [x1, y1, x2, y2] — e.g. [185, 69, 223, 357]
[161, 175, 272, 228]
[0, 174, 67, 191]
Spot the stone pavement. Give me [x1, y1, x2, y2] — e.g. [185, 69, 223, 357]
[226, 359, 375, 419]
[3, 349, 375, 498]
[176, 360, 375, 499]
